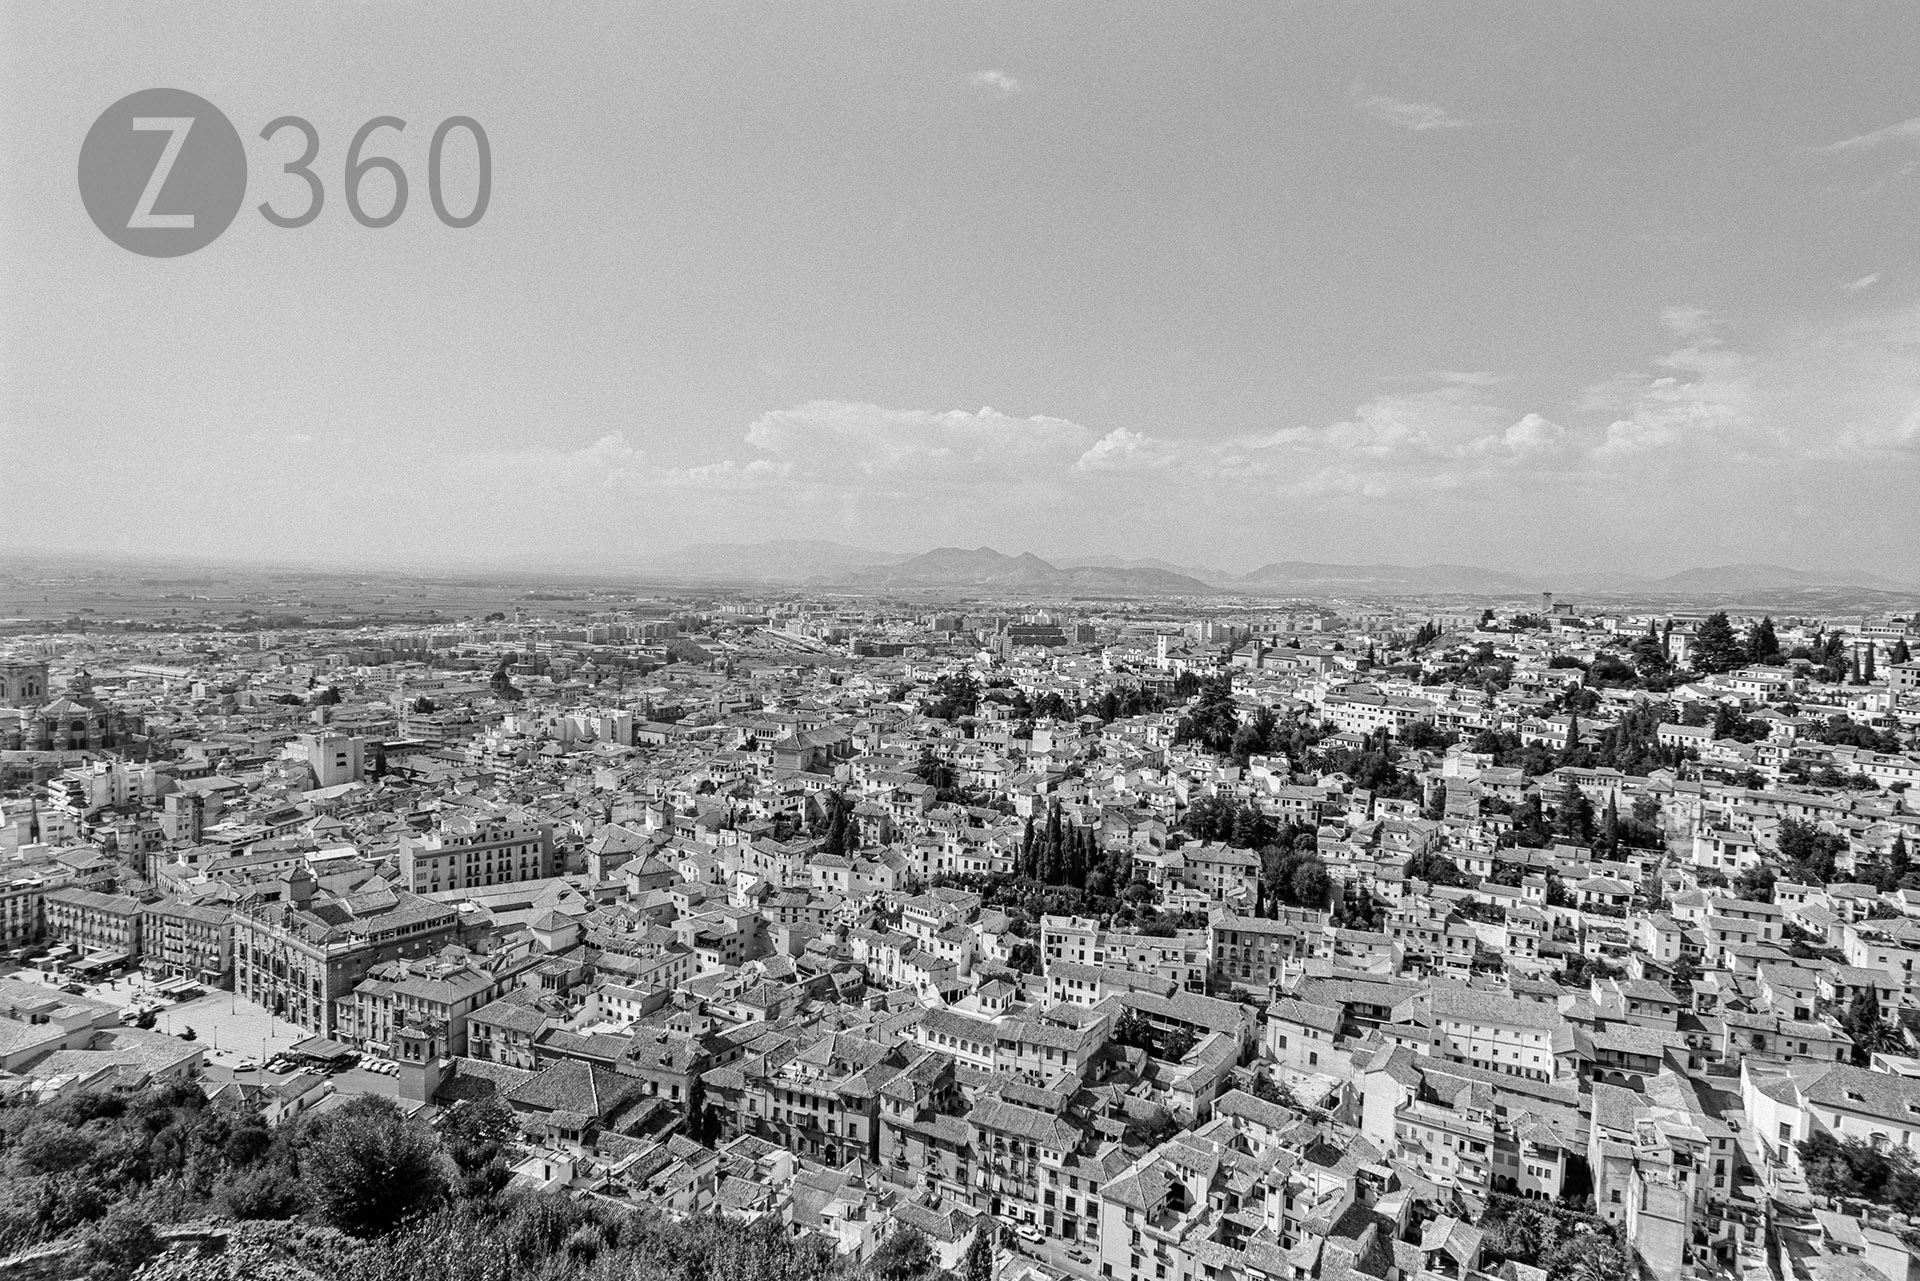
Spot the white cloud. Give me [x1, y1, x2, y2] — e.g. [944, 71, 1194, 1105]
[1354, 91, 1468, 133]
[1817, 117, 1920, 154]
[1074, 427, 1180, 473]
[1586, 338, 1758, 459]
[743, 402, 1089, 488]
[296, 313, 1914, 562]
[969, 70, 1024, 97]
[1844, 273, 1882, 292]
[1658, 305, 1717, 341]
[1058, 376, 1579, 501]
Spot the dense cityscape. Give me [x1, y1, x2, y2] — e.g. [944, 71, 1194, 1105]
[0, 554, 1915, 1281]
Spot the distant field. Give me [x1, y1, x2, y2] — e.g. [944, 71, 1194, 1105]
[0, 557, 729, 628]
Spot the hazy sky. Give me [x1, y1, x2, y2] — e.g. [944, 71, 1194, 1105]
[4, 3, 1919, 576]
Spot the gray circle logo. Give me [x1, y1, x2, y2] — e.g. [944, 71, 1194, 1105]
[78, 88, 247, 257]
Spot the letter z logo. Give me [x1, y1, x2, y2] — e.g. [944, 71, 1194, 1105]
[127, 117, 196, 229]
[78, 88, 247, 257]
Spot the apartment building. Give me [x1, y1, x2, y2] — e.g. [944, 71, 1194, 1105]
[399, 811, 556, 894]
[43, 886, 143, 958]
[138, 898, 233, 986]
[231, 869, 461, 1034]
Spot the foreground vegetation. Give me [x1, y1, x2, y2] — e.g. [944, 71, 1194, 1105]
[0, 1084, 979, 1281]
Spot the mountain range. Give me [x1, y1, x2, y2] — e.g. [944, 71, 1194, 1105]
[850, 547, 1217, 594]
[624, 541, 1917, 598]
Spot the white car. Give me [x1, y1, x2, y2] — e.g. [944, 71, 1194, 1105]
[233, 1057, 259, 1072]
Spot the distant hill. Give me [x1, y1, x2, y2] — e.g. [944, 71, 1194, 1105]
[613, 542, 1914, 598]
[1054, 554, 1231, 583]
[1634, 563, 1917, 594]
[1220, 560, 1918, 598]
[852, 547, 1217, 595]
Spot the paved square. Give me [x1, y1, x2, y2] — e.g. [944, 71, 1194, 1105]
[145, 987, 309, 1065]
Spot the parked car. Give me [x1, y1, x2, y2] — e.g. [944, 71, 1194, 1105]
[233, 1057, 258, 1072]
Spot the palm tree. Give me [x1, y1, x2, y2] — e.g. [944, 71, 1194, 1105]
[1864, 1019, 1907, 1056]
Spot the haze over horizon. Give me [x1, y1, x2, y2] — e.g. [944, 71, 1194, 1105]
[4, 5, 1919, 575]
[2, 540, 1915, 602]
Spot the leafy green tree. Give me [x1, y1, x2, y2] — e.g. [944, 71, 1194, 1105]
[1779, 817, 1843, 884]
[870, 1226, 934, 1281]
[299, 1095, 448, 1237]
[1249, 1075, 1301, 1110]
[1670, 953, 1698, 994]
[1798, 1130, 1920, 1215]
[963, 1222, 998, 1281]
[1161, 1027, 1197, 1061]
[820, 791, 853, 857]
[1744, 616, 1781, 663]
[1175, 674, 1241, 755]
[914, 746, 956, 792]
[1288, 857, 1332, 907]
[1229, 803, 1272, 850]
[1841, 989, 1900, 1064]
[1405, 850, 1468, 888]
[1400, 720, 1458, 751]
[683, 1072, 718, 1146]
[81, 1203, 159, 1281]
[1123, 1103, 1179, 1147]
[1735, 863, 1775, 903]
[1112, 1008, 1155, 1052]
[1691, 612, 1743, 674]
[925, 670, 981, 720]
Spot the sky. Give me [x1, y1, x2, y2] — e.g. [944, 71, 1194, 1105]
[3, 3, 1919, 578]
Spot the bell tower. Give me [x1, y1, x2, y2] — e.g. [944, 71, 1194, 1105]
[396, 1021, 448, 1104]
[0, 662, 49, 709]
